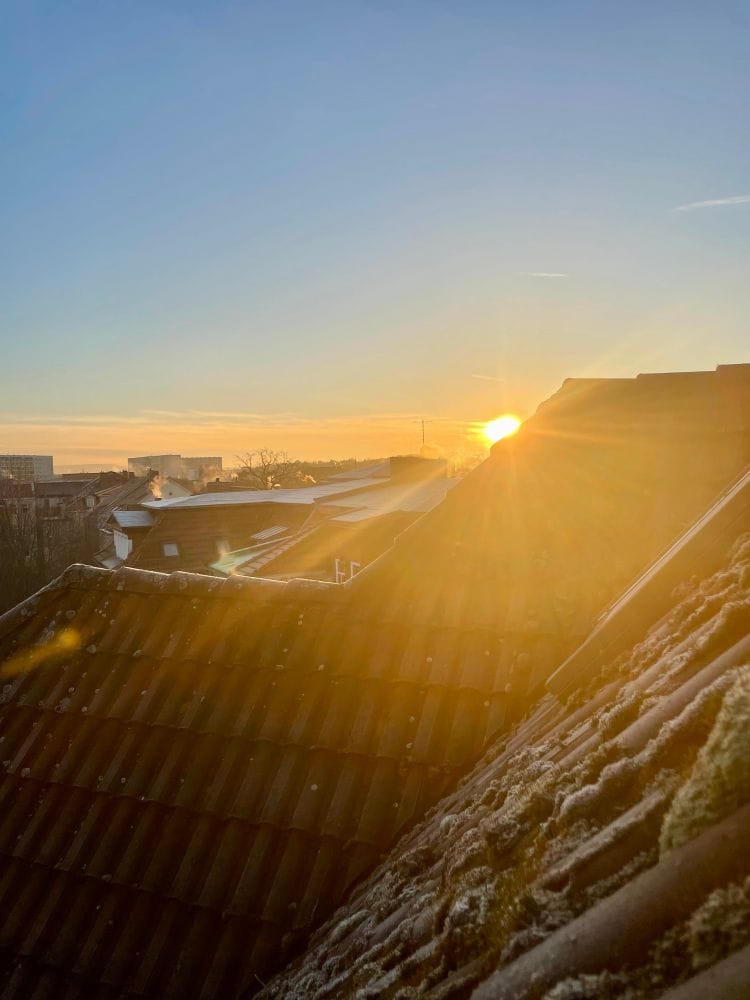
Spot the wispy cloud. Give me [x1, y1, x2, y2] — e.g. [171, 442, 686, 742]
[672, 194, 750, 213]
[141, 408, 299, 424]
[520, 271, 569, 278]
[471, 373, 505, 383]
[0, 408, 481, 466]
[0, 409, 300, 428]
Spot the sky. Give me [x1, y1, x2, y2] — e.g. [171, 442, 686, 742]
[1, 0, 748, 468]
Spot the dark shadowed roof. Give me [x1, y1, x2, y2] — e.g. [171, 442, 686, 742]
[0, 364, 748, 997]
[128, 502, 317, 573]
[92, 474, 155, 525]
[264, 476, 750, 999]
[130, 480, 394, 574]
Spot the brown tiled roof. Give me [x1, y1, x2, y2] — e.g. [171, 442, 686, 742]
[0, 364, 748, 996]
[130, 481, 391, 574]
[128, 503, 314, 573]
[233, 512, 419, 581]
[264, 479, 750, 999]
[93, 475, 155, 525]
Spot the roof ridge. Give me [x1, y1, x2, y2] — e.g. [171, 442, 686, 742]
[0, 562, 347, 643]
[108, 563, 346, 602]
[489, 361, 750, 457]
[0, 572, 73, 644]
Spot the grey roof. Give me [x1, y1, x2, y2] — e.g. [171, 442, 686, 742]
[326, 462, 390, 481]
[92, 475, 155, 523]
[112, 508, 155, 529]
[323, 477, 456, 523]
[143, 479, 387, 510]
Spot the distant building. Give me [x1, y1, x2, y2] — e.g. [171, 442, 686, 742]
[128, 454, 222, 480]
[182, 456, 223, 479]
[0, 454, 54, 482]
[127, 454, 182, 477]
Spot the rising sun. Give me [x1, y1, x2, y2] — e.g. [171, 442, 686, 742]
[483, 414, 521, 444]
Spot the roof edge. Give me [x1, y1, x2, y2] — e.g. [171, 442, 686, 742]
[547, 465, 750, 698]
[107, 563, 347, 601]
[0, 562, 347, 642]
[0, 567, 78, 643]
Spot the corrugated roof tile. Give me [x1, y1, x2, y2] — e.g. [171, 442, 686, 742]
[264, 494, 750, 999]
[1, 365, 748, 995]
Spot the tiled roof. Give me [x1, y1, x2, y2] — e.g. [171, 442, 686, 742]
[92, 475, 155, 525]
[209, 479, 455, 580]
[212, 523, 325, 578]
[128, 503, 316, 574]
[215, 515, 419, 583]
[35, 479, 98, 499]
[251, 526, 289, 542]
[264, 479, 750, 999]
[132, 481, 399, 574]
[0, 364, 748, 996]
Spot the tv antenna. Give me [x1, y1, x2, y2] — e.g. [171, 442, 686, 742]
[413, 417, 433, 448]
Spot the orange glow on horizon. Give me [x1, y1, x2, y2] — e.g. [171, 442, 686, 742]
[482, 414, 522, 444]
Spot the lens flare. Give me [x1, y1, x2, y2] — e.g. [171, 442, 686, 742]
[482, 415, 521, 444]
[0, 627, 81, 679]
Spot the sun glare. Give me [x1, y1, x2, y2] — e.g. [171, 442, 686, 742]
[483, 414, 521, 444]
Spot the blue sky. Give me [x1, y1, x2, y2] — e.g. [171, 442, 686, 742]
[1, 1, 748, 464]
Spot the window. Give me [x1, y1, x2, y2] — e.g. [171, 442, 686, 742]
[161, 542, 180, 557]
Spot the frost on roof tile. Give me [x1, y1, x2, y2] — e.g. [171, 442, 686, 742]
[0, 365, 749, 996]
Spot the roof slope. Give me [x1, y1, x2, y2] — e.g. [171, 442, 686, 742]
[128, 503, 314, 573]
[0, 365, 748, 996]
[92, 475, 155, 524]
[264, 483, 750, 999]
[129, 481, 395, 575]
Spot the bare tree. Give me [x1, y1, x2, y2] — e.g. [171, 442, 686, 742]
[235, 449, 315, 490]
[0, 481, 89, 614]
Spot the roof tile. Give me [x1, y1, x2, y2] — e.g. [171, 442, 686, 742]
[1, 365, 749, 995]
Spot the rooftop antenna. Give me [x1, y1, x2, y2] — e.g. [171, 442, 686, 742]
[413, 418, 433, 449]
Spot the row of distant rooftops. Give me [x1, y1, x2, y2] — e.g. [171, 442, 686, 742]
[108, 456, 455, 578]
[142, 455, 450, 510]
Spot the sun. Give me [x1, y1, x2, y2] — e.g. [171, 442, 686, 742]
[482, 414, 521, 444]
